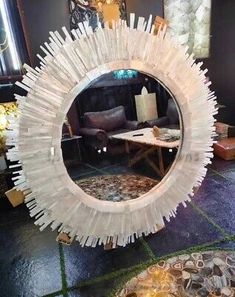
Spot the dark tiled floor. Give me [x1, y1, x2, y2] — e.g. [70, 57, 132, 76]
[214, 240, 235, 250]
[193, 173, 235, 235]
[67, 276, 126, 297]
[0, 155, 235, 297]
[0, 209, 61, 297]
[209, 157, 235, 172]
[145, 203, 224, 257]
[63, 240, 149, 287]
[66, 163, 96, 180]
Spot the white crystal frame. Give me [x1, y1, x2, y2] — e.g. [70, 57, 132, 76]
[6, 15, 217, 247]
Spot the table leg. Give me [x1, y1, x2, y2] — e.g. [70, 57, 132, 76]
[125, 140, 130, 154]
[145, 155, 163, 177]
[76, 139, 82, 163]
[124, 140, 168, 178]
[125, 141, 131, 166]
[128, 148, 145, 167]
[165, 162, 173, 175]
[157, 147, 165, 176]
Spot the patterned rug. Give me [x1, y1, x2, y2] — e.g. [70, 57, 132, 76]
[75, 174, 159, 201]
[116, 251, 235, 297]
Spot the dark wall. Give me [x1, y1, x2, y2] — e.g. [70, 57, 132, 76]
[4, 0, 235, 126]
[206, 0, 235, 100]
[76, 74, 171, 127]
[125, 0, 163, 22]
[125, 0, 235, 125]
[17, 0, 80, 132]
[0, 83, 26, 103]
[20, 0, 70, 66]
[200, 0, 235, 125]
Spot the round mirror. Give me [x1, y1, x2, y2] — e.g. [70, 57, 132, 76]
[62, 71, 182, 203]
[9, 19, 216, 247]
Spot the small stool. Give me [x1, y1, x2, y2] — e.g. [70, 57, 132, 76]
[214, 138, 235, 160]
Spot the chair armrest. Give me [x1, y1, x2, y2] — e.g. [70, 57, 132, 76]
[146, 116, 169, 128]
[79, 127, 108, 146]
[125, 120, 140, 130]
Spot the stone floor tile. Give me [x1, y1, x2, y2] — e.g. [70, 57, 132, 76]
[193, 173, 235, 235]
[66, 163, 96, 180]
[144, 203, 223, 257]
[209, 157, 235, 173]
[213, 240, 235, 250]
[0, 206, 61, 297]
[67, 273, 131, 297]
[63, 239, 149, 287]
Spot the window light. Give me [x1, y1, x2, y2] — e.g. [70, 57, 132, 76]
[0, 0, 21, 71]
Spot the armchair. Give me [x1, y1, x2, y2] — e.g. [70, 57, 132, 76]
[80, 106, 139, 152]
[145, 98, 180, 129]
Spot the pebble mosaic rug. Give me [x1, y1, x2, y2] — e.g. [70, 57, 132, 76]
[75, 174, 159, 201]
[116, 251, 235, 297]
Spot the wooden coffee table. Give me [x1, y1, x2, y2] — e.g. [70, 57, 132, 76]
[111, 128, 180, 177]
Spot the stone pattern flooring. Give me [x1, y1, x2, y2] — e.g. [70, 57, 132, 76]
[76, 174, 158, 201]
[117, 251, 235, 297]
[0, 155, 235, 297]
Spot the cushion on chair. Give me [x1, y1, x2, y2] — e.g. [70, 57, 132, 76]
[83, 106, 127, 132]
[213, 137, 235, 160]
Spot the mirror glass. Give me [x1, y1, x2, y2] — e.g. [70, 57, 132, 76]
[61, 71, 182, 202]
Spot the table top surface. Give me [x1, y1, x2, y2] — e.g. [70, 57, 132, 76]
[61, 135, 82, 142]
[111, 128, 180, 148]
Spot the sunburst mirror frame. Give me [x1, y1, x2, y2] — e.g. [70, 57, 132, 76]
[6, 14, 217, 248]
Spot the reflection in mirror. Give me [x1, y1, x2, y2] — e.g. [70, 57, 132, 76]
[61, 71, 182, 202]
